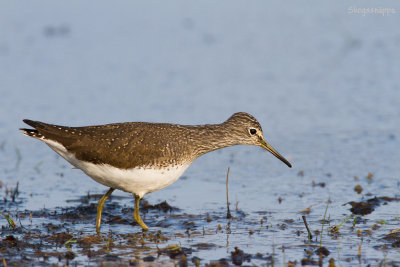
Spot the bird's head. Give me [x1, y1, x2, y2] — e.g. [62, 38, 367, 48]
[225, 112, 292, 168]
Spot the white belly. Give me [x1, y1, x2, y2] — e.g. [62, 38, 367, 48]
[43, 139, 190, 198]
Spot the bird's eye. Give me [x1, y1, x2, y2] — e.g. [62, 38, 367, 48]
[250, 128, 257, 135]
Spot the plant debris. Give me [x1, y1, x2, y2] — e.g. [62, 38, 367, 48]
[348, 196, 400, 215]
[231, 247, 251, 266]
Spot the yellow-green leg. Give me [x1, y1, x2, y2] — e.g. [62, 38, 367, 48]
[96, 188, 115, 234]
[134, 194, 149, 232]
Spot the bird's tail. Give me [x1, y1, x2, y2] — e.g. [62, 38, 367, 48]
[20, 119, 44, 138]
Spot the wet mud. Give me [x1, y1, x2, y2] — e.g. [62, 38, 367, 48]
[348, 196, 400, 216]
[2, 180, 400, 266]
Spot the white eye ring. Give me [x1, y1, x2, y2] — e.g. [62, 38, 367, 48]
[250, 128, 257, 135]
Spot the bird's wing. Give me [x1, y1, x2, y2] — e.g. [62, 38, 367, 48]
[21, 120, 187, 169]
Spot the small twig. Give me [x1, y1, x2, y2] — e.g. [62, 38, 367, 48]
[302, 215, 313, 241]
[11, 182, 19, 202]
[336, 215, 354, 229]
[226, 167, 232, 219]
[320, 199, 330, 247]
[63, 237, 77, 252]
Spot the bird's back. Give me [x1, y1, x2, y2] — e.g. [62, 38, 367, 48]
[21, 120, 197, 169]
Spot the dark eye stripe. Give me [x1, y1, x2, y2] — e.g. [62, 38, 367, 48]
[250, 129, 257, 135]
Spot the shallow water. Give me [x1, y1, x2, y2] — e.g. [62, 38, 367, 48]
[1, 1, 400, 266]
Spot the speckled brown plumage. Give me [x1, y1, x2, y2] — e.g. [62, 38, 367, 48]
[20, 112, 291, 233]
[21, 112, 265, 169]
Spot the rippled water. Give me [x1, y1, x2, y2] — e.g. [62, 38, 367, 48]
[1, 1, 400, 265]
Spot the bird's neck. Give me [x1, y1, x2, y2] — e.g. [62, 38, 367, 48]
[190, 123, 239, 157]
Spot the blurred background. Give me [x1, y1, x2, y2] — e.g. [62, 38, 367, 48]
[0, 1, 399, 261]
[1, 0, 399, 206]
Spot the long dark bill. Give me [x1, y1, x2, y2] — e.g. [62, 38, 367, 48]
[259, 138, 292, 168]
